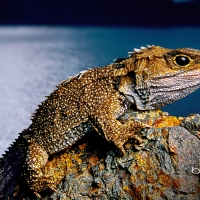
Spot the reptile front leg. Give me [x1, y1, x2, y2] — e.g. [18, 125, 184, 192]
[92, 94, 148, 154]
[25, 140, 56, 197]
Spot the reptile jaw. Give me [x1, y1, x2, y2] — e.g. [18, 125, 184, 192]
[147, 71, 200, 110]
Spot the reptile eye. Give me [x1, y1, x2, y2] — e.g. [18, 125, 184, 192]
[174, 55, 191, 66]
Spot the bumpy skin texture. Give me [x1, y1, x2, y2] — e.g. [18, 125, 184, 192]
[1, 45, 200, 197]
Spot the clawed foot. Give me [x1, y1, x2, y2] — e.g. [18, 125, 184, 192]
[133, 135, 148, 150]
[113, 120, 150, 154]
[28, 171, 58, 199]
[33, 182, 57, 199]
[116, 135, 148, 154]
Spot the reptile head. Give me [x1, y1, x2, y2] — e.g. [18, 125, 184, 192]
[119, 45, 200, 110]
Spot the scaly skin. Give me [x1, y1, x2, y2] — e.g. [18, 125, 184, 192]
[1, 45, 200, 198]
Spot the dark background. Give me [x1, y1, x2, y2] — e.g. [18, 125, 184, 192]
[0, 0, 199, 27]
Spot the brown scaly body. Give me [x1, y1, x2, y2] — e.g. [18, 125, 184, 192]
[1, 45, 200, 198]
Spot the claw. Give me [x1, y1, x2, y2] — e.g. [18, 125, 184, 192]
[134, 138, 148, 150]
[117, 144, 126, 155]
[34, 191, 42, 199]
[48, 184, 57, 192]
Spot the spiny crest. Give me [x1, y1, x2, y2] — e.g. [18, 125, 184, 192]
[0, 130, 27, 162]
[56, 45, 155, 86]
[128, 45, 155, 55]
[56, 68, 93, 87]
[0, 140, 17, 161]
[112, 45, 156, 66]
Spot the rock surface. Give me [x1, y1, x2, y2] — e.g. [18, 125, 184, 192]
[3, 110, 200, 199]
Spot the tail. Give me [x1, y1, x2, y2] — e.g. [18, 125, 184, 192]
[0, 131, 28, 199]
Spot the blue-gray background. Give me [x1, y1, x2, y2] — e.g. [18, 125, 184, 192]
[1, 0, 200, 155]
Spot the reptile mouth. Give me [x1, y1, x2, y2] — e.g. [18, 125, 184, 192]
[147, 72, 200, 110]
[149, 73, 200, 93]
